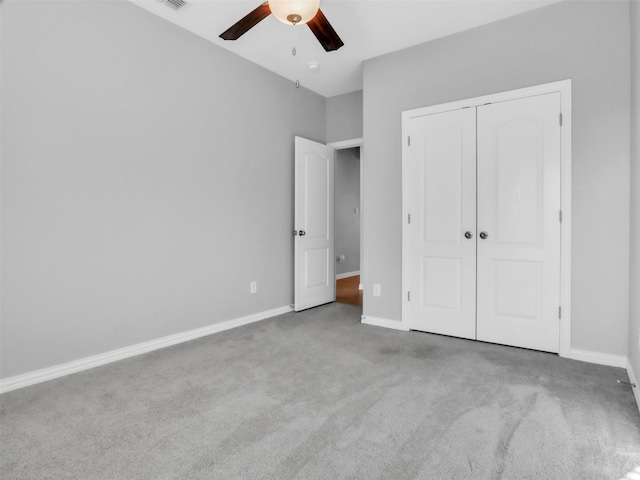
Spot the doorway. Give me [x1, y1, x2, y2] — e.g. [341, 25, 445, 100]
[331, 140, 363, 309]
[293, 137, 364, 312]
[335, 146, 361, 306]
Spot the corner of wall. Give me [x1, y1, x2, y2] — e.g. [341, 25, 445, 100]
[627, 0, 640, 411]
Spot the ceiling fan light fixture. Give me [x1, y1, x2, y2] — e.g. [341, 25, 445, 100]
[268, 0, 320, 25]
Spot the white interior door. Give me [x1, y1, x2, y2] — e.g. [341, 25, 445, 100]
[294, 137, 335, 312]
[405, 108, 477, 339]
[476, 93, 561, 352]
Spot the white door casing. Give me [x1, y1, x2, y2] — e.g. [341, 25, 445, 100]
[405, 107, 477, 339]
[476, 93, 561, 352]
[294, 137, 335, 311]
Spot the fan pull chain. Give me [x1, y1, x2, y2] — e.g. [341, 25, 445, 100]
[292, 45, 300, 87]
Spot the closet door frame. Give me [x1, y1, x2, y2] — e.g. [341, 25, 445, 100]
[401, 79, 572, 358]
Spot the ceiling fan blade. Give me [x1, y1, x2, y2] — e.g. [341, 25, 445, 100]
[307, 9, 344, 52]
[219, 2, 271, 41]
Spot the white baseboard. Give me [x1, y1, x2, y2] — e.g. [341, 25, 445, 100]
[361, 316, 409, 331]
[0, 305, 293, 394]
[570, 348, 627, 368]
[627, 359, 640, 415]
[336, 271, 360, 280]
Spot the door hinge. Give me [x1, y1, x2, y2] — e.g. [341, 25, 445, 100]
[559, 113, 563, 126]
[559, 210, 563, 223]
[407, 136, 411, 147]
[408, 291, 411, 301]
[558, 306, 562, 319]
[408, 213, 411, 224]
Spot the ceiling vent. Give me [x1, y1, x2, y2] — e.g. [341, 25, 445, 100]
[162, 0, 188, 11]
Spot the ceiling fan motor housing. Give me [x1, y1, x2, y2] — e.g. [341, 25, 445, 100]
[269, 0, 320, 25]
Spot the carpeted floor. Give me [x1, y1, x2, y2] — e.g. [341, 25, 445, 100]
[1, 303, 639, 479]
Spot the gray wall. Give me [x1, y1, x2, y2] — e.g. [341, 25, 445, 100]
[326, 90, 363, 143]
[629, 0, 640, 379]
[335, 148, 360, 276]
[1, 0, 326, 378]
[362, 0, 631, 356]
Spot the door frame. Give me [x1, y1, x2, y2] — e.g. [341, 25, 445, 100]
[401, 80, 572, 358]
[329, 138, 364, 296]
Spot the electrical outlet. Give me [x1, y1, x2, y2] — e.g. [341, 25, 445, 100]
[250, 281, 257, 294]
[373, 284, 381, 297]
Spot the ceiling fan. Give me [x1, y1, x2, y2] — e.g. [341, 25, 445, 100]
[219, 0, 344, 52]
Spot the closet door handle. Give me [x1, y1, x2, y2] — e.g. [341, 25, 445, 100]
[464, 231, 473, 239]
[479, 231, 489, 240]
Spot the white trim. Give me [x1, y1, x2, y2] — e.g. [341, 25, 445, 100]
[401, 100, 411, 332]
[627, 359, 640, 415]
[0, 305, 293, 394]
[336, 271, 360, 280]
[401, 80, 572, 358]
[570, 349, 627, 368]
[558, 82, 572, 359]
[361, 316, 410, 331]
[328, 138, 363, 150]
[401, 80, 572, 119]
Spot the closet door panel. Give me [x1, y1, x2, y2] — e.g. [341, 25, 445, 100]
[406, 108, 476, 339]
[476, 93, 561, 353]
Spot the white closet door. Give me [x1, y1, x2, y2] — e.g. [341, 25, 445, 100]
[476, 93, 561, 352]
[406, 108, 477, 339]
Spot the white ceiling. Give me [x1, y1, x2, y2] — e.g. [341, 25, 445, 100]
[129, 0, 563, 98]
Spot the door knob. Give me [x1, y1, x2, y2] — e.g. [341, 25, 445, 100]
[299, 230, 306, 236]
[464, 231, 473, 239]
[479, 231, 489, 240]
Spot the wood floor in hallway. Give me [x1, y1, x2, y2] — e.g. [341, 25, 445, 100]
[336, 275, 362, 306]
